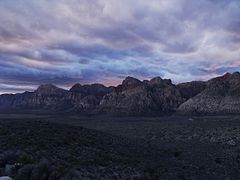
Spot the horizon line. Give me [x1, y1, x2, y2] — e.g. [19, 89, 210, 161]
[1, 71, 238, 95]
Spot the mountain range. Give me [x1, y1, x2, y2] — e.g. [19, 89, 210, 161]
[1, 72, 240, 115]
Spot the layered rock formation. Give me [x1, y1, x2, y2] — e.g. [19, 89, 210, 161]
[0, 84, 111, 112]
[63, 83, 112, 111]
[178, 72, 240, 115]
[1, 73, 240, 115]
[99, 77, 184, 115]
[0, 84, 67, 110]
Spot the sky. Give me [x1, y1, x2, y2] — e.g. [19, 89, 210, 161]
[0, 0, 240, 93]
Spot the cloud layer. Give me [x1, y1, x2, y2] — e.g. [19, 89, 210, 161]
[0, 0, 240, 93]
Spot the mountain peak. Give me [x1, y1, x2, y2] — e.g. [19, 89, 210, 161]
[70, 83, 108, 93]
[149, 77, 163, 85]
[69, 83, 111, 99]
[209, 72, 240, 87]
[122, 76, 141, 86]
[37, 84, 57, 89]
[36, 84, 66, 95]
[220, 72, 240, 79]
[149, 77, 172, 86]
[70, 83, 82, 92]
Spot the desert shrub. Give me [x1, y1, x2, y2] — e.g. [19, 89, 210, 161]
[59, 169, 83, 180]
[15, 164, 35, 180]
[15, 158, 54, 180]
[0, 151, 20, 167]
[19, 154, 34, 165]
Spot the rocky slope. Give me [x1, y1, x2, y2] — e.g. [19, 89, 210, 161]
[177, 81, 207, 100]
[62, 84, 112, 111]
[2, 73, 240, 115]
[178, 72, 240, 115]
[0, 84, 111, 112]
[0, 84, 68, 110]
[99, 76, 185, 115]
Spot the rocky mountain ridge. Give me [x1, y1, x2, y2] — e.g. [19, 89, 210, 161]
[178, 72, 240, 115]
[99, 76, 185, 115]
[1, 72, 240, 115]
[0, 83, 111, 113]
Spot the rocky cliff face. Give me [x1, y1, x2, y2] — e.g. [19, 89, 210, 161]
[178, 72, 240, 115]
[0, 85, 68, 110]
[32, 84, 68, 109]
[99, 76, 184, 115]
[63, 83, 112, 111]
[2, 73, 239, 115]
[0, 83, 111, 112]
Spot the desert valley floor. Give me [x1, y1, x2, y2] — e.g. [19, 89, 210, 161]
[1, 114, 240, 179]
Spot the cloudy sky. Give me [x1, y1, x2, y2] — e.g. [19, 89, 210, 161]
[0, 0, 240, 93]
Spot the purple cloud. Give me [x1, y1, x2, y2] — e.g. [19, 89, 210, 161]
[0, 0, 240, 93]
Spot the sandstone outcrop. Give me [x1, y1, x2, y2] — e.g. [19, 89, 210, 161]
[178, 72, 240, 115]
[99, 76, 184, 115]
[1, 73, 239, 115]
